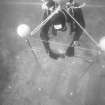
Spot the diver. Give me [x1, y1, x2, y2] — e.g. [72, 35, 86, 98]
[40, 0, 85, 59]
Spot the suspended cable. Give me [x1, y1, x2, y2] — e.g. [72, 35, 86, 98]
[64, 8, 98, 46]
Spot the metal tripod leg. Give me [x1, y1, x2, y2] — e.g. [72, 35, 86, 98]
[25, 38, 42, 68]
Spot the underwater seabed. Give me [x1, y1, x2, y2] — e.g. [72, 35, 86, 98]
[2, 45, 105, 105]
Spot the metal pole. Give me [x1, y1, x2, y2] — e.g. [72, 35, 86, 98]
[25, 38, 42, 68]
[64, 8, 98, 46]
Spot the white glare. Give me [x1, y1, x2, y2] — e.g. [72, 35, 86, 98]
[99, 36, 105, 51]
[17, 24, 30, 38]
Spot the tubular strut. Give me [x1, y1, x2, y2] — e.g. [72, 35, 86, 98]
[63, 8, 98, 46]
[31, 3, 98, 47]
[31, 6, 60, 36]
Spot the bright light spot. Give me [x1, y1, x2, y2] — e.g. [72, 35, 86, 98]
[58, 49, 65, 54]
[42, 3, 48, 10]
[70, 92, 73, 96]
[54, 24, 62, 30]
[102, 65, 105, 68]
[99, 36, 105, 51]
[17, 24, 30, 38]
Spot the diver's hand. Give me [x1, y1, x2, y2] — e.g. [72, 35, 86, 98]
[66, 46, 74, 57]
